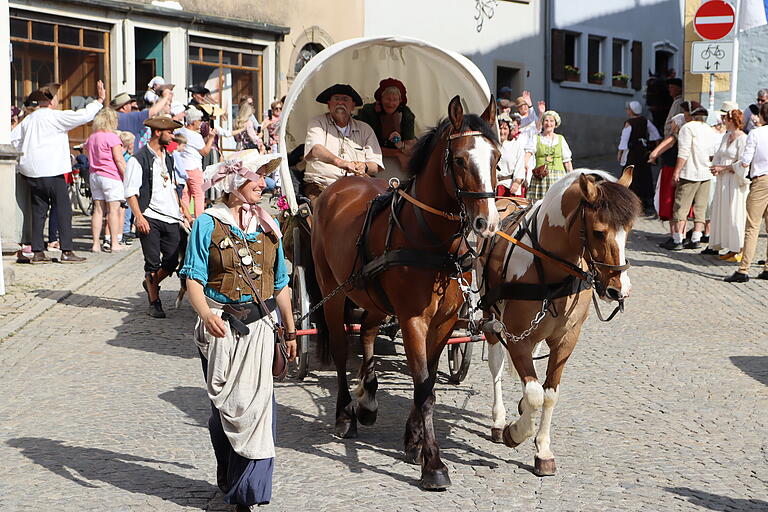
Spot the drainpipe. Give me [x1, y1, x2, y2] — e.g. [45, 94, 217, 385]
[543, 0, 551, 107]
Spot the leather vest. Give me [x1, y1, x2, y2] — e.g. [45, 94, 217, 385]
[133, 145, 176, 213]
[206, 218, 278, 302]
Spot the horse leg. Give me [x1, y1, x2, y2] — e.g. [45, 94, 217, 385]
[354, 311, 386, 426]
[402, 315, 455, 490]
[502, 342, 542, 449]
[533, 331, 578, 477]
[324, 293, 357, 438]
[487, 338, 507, 443]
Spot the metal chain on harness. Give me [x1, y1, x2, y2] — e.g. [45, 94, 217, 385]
[295, 273, 359, 324]
[496, 298, 549, 346]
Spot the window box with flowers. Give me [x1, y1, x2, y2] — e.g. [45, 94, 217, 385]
[588, 72, 605, 85]
[612, 73, 629, 88]
[564, 65, 581, 82]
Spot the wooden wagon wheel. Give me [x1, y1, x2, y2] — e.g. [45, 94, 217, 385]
[291, 226, 311, 380]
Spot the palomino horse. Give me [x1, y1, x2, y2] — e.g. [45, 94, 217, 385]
[311, 96, 500, 489]
[480, 168, 640, 477]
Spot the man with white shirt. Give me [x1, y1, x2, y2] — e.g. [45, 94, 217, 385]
[124, 116, 190, 317]
[303, 84, 383, 202]
[663, 105, 716, 251]
[10, 81, 105, 263]
[725, 103, 768, 283]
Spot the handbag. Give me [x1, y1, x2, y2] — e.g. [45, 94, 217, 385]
[233, 233, 291, 382]
[532, 164, 549, 178]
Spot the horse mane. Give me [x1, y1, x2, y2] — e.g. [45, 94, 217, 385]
[541, 169, 640, 231]
[591, 180, 642, 229]
[407, 114, 499, 175]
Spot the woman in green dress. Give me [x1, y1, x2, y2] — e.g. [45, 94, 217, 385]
[524, 110, 574, 202]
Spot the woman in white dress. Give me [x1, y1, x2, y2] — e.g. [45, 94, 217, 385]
[704, 108, 749, 261]
[496, 113, 527, 197]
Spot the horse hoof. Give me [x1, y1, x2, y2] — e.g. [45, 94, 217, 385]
[502, 425, 521, 448]
[356, 406, 377, 426]
[491, 428, 504, 444]
[534, 456, 556, 477]
[334, 418, 358, 439]
[420, 468, 451, 491]
[404, 445, 423, 465]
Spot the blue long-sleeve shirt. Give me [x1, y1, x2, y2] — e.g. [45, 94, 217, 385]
[180, 213, 289, 303]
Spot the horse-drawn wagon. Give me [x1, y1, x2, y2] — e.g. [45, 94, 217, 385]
[276, 36, 494, 382]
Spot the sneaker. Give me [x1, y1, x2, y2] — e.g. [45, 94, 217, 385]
[683, 240, 702, 250]
[60, 251, 87, 263]
[757, 271, 768, 280]
[29, 251, 52, 264]
[148, 299, 166, 318]
[701, 235, 710, 243]
[700, 247, 719, 255]
[660, 239, 684, 251]
[724, 272, 749, 283]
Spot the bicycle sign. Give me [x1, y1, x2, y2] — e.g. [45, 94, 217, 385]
[691, 41, 734, 74]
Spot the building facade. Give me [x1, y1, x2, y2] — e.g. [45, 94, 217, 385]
[547, 0, 685, 158]
[363, 0, 545, 115]
[2, 0, 362, 248]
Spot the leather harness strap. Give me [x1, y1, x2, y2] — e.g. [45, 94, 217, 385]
[495, 230, 587, 280]
[396, 189, 462, 221]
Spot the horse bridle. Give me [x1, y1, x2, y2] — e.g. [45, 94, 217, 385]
[577, 201, 631, 291]
[444, 130, 498, 204]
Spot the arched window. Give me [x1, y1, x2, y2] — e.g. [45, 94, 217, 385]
[294, 43, 324, 74]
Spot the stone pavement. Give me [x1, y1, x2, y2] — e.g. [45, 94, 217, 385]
[1, 171, 768, 511]
[0, 214, 140, 340]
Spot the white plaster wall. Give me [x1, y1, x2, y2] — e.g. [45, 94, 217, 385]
[363, 0, 545, 104]
[709, 25, 768, 113]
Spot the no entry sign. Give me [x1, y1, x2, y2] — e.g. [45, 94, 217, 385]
[694, 1, 736, 40]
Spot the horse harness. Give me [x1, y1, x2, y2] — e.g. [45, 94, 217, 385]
[480, 196, 631, 345]
[352, 130, 497, 314]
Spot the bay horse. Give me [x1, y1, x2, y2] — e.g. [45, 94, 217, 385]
[480, 168, 640, 477]
[311, 96, 500, 489]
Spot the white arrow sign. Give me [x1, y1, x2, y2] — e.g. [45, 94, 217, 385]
[691, 41, 734, 74]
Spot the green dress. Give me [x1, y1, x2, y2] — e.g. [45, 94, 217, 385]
[356, 103, 416, 148]
[526, 134, 568, 202]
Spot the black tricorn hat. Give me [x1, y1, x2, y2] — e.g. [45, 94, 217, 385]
[316, 84, 363, 106]
[187, 85, 210, 95]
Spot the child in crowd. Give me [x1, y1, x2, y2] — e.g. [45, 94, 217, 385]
[119, 131, 136, 242]
[172, 133, 189, 201]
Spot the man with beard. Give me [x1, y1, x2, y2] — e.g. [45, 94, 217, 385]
[124, 115, 191, 318]
[302, 84, 383, 201]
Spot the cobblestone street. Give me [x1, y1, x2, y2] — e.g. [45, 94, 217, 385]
[1, 197, 767, 511]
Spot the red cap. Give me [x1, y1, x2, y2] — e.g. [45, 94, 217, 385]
[374, 78, 407, 106]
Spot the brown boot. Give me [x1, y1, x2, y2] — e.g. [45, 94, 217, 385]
[30, 251, 51, 264]
[59, 251, 86, 263]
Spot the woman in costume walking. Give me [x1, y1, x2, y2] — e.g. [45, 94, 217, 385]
[524, 110, 573, 202]
[180, 150, 296, 510]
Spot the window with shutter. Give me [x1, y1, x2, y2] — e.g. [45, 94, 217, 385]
[631, 41, 643, 90]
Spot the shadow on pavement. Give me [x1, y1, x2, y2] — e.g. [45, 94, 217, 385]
[6, 437, 215, 507]
[729, 356, 768, 386]
[33, 290, 138, 312]
[106, 290, 199, 360]
[159, 386, 210, 428]
[665, 486, 767, 511]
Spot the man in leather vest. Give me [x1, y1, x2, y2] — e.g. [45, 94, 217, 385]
[124, 115, 191, 317]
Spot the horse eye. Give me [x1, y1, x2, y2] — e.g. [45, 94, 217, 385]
[453, 157, 465, 167]
[592, 230, 607, 240]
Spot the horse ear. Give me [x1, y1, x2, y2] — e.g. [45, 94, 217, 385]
[618, 165, 634, 187]
[448, 95, 464, 132]
[579, 174, 599, 204]
[481, 94, 497, 126]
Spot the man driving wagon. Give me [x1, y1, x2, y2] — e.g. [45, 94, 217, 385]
[302, 83, 384, 203]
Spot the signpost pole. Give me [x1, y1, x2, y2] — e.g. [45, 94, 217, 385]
[730, 0, 742, 102]
[710, 72, 716, 116]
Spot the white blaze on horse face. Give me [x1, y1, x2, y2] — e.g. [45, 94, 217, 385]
[468, 137, 499, 234]
[615, 227, 632, 297]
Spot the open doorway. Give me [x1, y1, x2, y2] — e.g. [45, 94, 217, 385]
[496, 65, 521, 100]
[135, 28, 166, 97]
